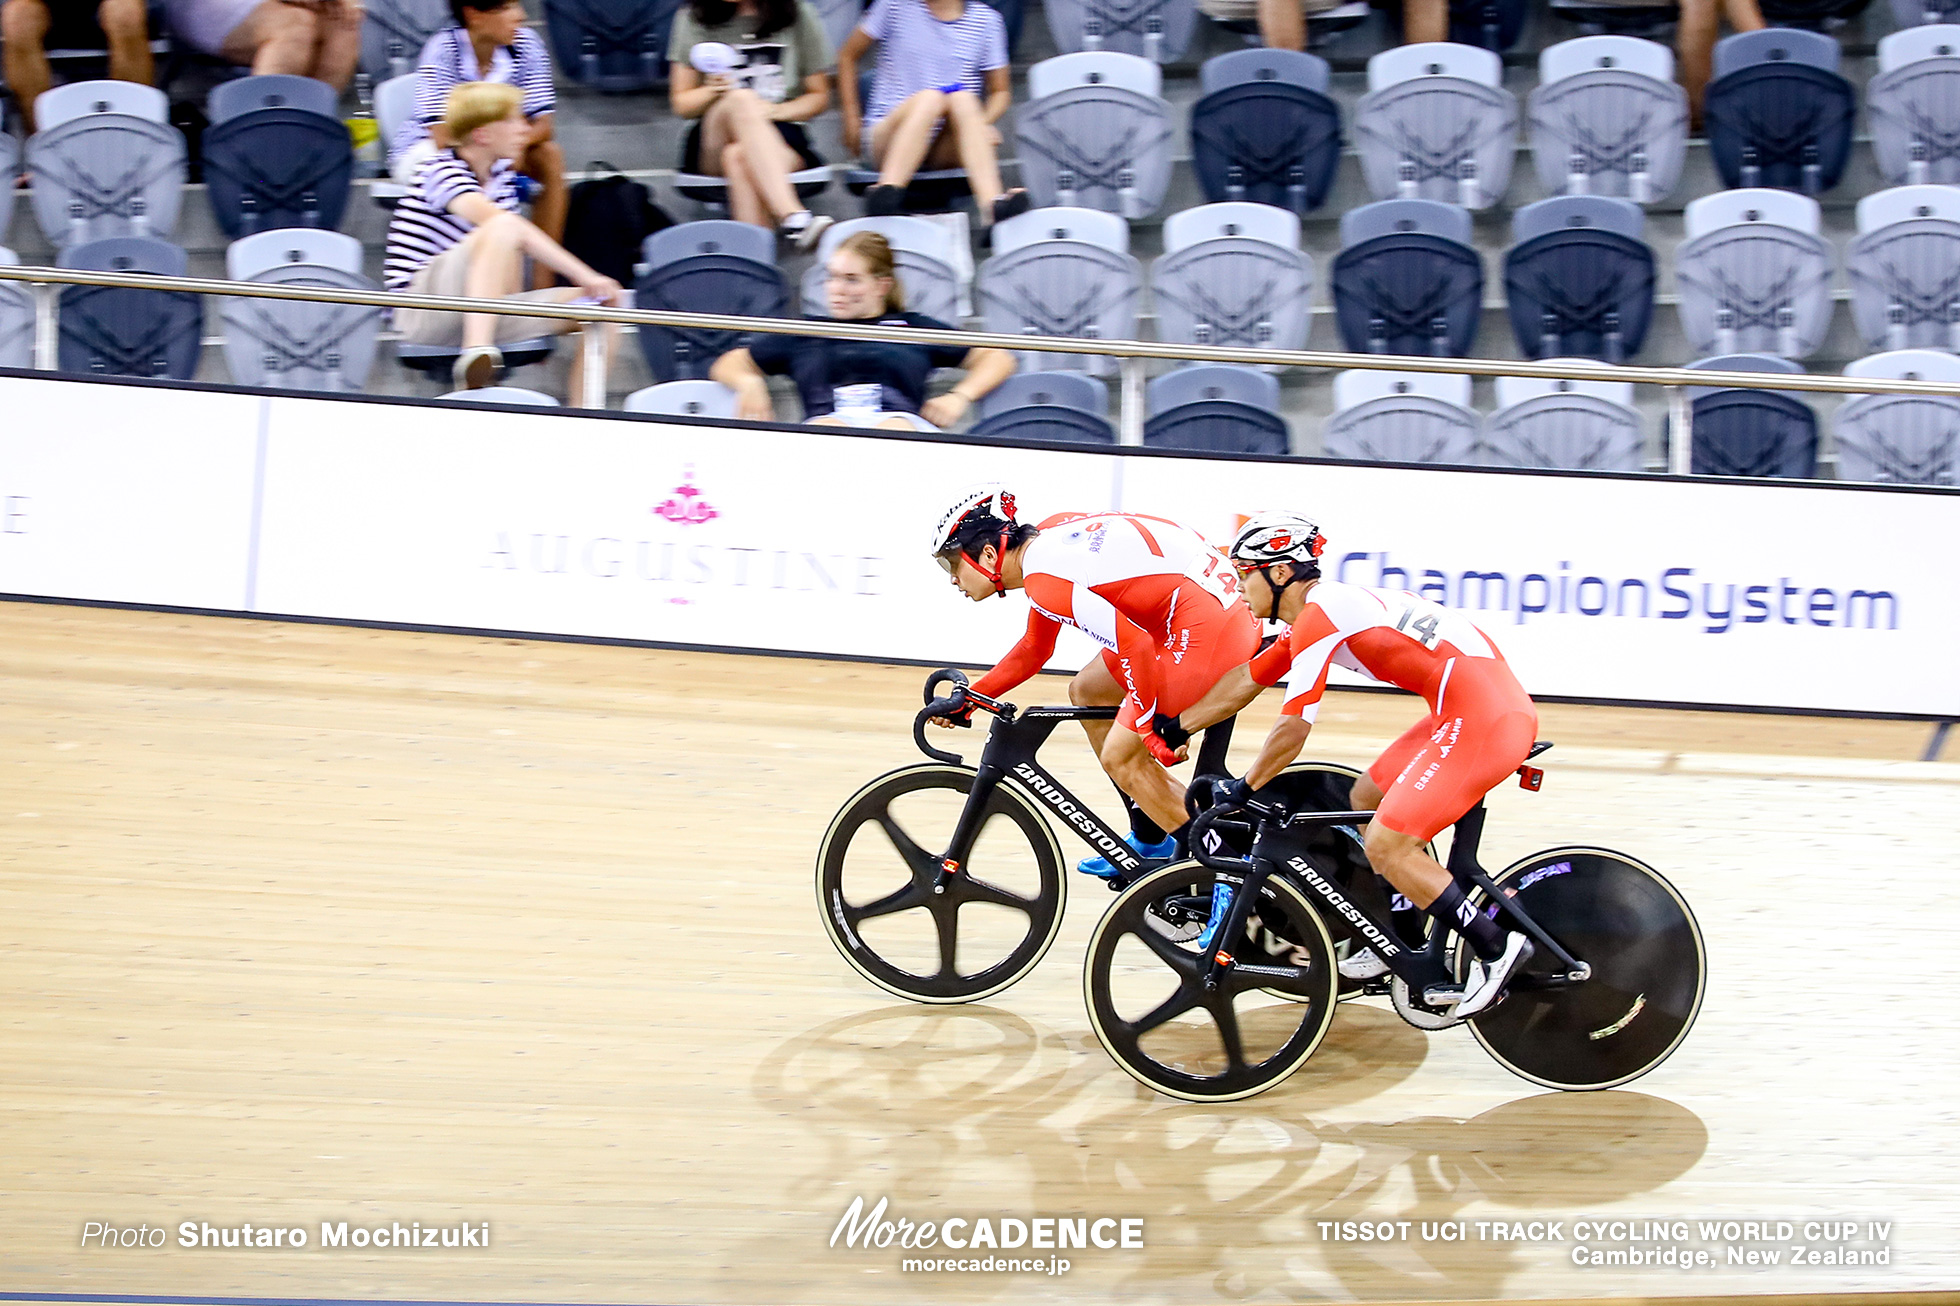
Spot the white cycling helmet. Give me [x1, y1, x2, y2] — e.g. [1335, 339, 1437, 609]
[929, 484, 1021, 594]
[1229, 509, 1327, 568]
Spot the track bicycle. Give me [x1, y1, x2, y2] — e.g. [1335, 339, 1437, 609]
[1083, 750, 1708, 1102]
[817, 669, 1347, 1004]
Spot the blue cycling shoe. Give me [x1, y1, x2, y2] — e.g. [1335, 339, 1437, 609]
[1195, 882, 1235, 951]
[1077, 832, 1179, 878]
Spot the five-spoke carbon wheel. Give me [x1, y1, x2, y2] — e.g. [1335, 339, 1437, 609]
[1084, 861, 1340, 1101]
[816, 764, 1066, 1003]
[1463, 848, 1707, 1090]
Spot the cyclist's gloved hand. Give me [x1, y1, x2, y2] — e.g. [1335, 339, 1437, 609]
[1207, 776, 1254, 813]
[1150, 712, 1190, 750]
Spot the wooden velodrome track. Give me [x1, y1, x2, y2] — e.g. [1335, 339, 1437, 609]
[3, 599, 1958, 1306]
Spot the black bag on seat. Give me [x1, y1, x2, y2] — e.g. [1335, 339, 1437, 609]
[564, 164, 675, 284]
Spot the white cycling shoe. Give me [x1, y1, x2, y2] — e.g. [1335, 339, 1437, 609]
[1339, 946, 1390, 980]
[1454, 932, 1534, 1019]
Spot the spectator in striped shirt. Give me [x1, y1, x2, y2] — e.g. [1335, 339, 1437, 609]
[161, 0, 363, 90]
[669, 0, 836, 249]
[392, 0, 567, 262]
[837, 0, 1029, 229]
[384, 82, 622, 399]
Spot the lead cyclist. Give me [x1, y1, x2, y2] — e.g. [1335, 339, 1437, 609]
[929, 486, 1258, 877]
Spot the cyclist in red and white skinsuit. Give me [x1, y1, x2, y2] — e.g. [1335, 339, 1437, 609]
[929, 486, 1259, 873]
[1177, 509, 1538, 1018]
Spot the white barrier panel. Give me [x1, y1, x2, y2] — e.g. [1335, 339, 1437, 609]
[0, 378, 263, 611]
[4, 377, 1955, 717]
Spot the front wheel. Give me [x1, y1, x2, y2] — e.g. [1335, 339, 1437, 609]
[1084, 861, 1340, 1102]
[1463, 848, 1707, 1091]
[816, 764, 1066, 1004]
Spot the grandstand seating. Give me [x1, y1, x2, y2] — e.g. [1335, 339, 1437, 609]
[203, 76, 355, 238]
[1674, 188, 1836, 358]
[976, 218, 1142, 373]
[437, 386, 562, 405]
[55, 237, 203, 380]
[1143, 363, 1289, 453]
[221, 230, 382, 392]
[634, 221, 791, 382]
[1846, 183, 1960, 351]
[1833, 348, 1960, 482]
[1703, 28, 1857, 194]
[0, 249, 33, 371]
[0, 135, 18, 242]
[540, 0, 682, 93]
[1868, 25, 1960, 184]
[24, 81, 186, 250]
[1485, 364, 1647, 469]
[625, 380, 742, 417]
[1331, 198, 1485, 356]
[1045, 0, 1198, 62]
[1502, 195, 1656, 361]
[1188, 50, 1343, 214]
[1353, 43, 1519, 209]
[1151, 201, 1313, 354]
[1015, 52, 1175, 218]
[1527, 36, 1689, 202]
[968, 370, 1118, 441]
[1322, 368, 1480, 463]
[1681, 353, 1819, 476]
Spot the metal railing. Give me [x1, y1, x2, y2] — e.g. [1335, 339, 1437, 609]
[11, 262, 1960, 473]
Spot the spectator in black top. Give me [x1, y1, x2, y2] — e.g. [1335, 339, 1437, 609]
[2, 0, 151, 133]
[711, 231, 1014, 429]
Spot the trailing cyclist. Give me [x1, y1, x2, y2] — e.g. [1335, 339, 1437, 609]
[928, 486, 1258, 878]
[1175, 509, 1540, 1019]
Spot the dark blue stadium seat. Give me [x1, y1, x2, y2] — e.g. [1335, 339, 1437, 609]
[1704, 30, 1856, 193]
[1189, 53, 1342, 213]
[1332, 214, 1485, 357]
[56, 237, 202, 380]
[1502, 197, 1656, 361]
[541, 0, 683, 93]
[633, 233, 790, 382]
[202, 107, 354, 238]
[1690, 388, 1819, 476]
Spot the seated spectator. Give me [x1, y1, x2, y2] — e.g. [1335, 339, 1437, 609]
[711, 231, 1014, 429]
[669, 0, 836, 249]
[837, 0, 1029, 227]
[2, 0, 152, 133]
[384, 82, 623, 400]
[392, 0, 565, 258]
[161, 0, 363, 91]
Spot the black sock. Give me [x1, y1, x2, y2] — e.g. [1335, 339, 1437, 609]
[1426, 882, 1505, 962]
[1120, 792, 1167, 845]
[1193, 722, 1234, 779]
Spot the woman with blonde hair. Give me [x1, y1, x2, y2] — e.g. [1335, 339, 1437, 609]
[383, 81, 622, 398]
[711, 231, 1014, 429]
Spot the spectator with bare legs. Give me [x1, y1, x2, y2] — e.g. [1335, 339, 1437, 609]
[1254, 0, 1443, 51]
[384, 82, 622, 401]
[1678, 0, 1765, 126]
[2, 0, 152, 133]
[392, 0, 566, 287]
[161, 0, 365, 90]
[837, 0, 1029, 228]
[669, 0, 835, 249]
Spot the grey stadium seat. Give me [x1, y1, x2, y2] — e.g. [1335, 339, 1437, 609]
[1832, 349, 1960, 484]
[1353, 43, 1519, 210]
[1143, 363, 1289, 455]
[968, 371, 1117, 443]
[1322, 368, 1480, 463]
[635, 221, 790, 383]
[0, 135, 16, 247]
[1674, 189, 1835, 359]
[989, 206, 1130, 255]
[24, 80, 186, 249]
[1869, 26, 1960, 187]
[0, 247, 33, 370]
[796, 217, 961, 324]
[1044, 0, 1199, 63]
[437, 386, 561, 406]
[221, 230, 382, 393]
[1015, 53, 1175, 219]
[1528, 36, 1688, 203]
[1151, 202, 1313, 354]
[1846, 185, 1960, 353]
[1893, 0, 1960, 23]
[625, 380, 741, 418]
[361, 0, 450, 80]
[1484, 364, 1646, 470]
[977, 235, 1142, 375]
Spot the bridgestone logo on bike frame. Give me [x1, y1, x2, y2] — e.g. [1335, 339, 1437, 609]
[1012, 764, 1133, 865]
[1286, 857, 1401, 958]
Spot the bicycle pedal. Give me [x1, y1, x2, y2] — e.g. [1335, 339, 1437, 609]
[1422, 984, 1466, 1007]
[1359, 977, 1393, 997]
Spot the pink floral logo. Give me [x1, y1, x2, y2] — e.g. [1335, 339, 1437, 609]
[654, 466, 719, 526]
